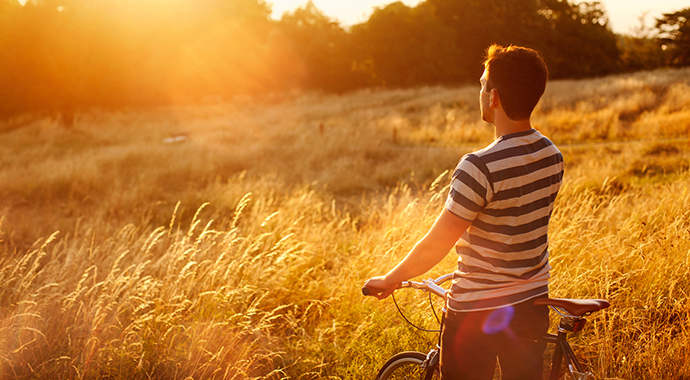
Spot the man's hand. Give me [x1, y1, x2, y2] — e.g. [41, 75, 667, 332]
[362, 209, 470, 300]
[363, 276, 399, 300]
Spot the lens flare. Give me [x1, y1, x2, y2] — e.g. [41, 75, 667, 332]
[481, 305, 515, 335]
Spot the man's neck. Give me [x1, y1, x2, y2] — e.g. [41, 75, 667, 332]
[493, 111, 532, 139]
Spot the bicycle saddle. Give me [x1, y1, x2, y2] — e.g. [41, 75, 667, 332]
[533, 298, 610, 317]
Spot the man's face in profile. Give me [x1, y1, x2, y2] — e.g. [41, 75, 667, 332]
[479, 69, 494, 124]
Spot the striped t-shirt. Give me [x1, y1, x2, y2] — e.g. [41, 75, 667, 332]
[445, 128, 564, 312]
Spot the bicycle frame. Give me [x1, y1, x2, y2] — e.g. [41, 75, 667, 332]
[543, 331, 591, 380]
[365, 274, 604, 380]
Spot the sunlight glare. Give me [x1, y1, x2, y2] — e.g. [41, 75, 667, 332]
[268, 0, 422, 25]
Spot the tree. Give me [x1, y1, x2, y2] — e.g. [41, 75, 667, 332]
[423, 0, 619, 80]
[278, 1, 358, 91]
[656, 7, 690, 67]
[350, 1, 462, 87]
[618, 12, 668, 72]
[535, 0, 620, 78]
[425, 0, 548, 82]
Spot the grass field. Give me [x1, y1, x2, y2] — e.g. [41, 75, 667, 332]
[1, 67, 689, 379]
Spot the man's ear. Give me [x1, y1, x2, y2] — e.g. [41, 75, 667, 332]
[489, 89, 499, 108]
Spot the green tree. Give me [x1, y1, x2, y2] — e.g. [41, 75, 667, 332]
[425, 0, 548, 82]
[535, 0, 620, 78]
[425, 0, 619, 80]
[618, 12, 668, 72]
[278, 1, 358, 91]
[350, 1, 462, 87]
[656, 7, 690, 67]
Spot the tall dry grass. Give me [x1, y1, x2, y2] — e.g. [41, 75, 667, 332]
[535, 67, 690, 142]
[1, 68, 690, 379]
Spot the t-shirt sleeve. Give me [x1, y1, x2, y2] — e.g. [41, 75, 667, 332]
[445, 154, 492, 222]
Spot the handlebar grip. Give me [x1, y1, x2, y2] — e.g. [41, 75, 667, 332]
[362, 286, 384, 296]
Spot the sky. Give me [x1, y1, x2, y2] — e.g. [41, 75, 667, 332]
[267, 0, 690, 35]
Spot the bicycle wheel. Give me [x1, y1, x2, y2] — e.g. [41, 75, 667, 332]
[376, 351, 439, 380]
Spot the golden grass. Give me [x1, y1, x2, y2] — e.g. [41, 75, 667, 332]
[535, 67, 690, 142]
[1, 68, 690, 379]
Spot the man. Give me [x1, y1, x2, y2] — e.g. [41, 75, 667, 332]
[364, 44, 564, 379]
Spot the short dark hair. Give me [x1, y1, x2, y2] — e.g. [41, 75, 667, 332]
[483, 44, 548, 121]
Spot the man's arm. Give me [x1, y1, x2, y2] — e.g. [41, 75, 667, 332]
[364, 208, 472, 299]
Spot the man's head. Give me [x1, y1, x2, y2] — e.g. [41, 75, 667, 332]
[480, 44, 548, 122]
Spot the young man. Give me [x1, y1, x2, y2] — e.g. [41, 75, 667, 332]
[364, 45, 564, 379]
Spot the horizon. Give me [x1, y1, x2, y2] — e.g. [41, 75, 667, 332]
[267, 0, 690, 35]
[14, 0, 688, 35]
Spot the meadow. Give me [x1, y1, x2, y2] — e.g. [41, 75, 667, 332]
[1, 67, 689, 379]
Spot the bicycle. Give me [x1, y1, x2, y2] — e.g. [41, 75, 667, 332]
[362, 273, 610, 380]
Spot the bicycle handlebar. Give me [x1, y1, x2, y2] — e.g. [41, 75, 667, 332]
[361, 286, 387, 296]
[362, 273, 454, 298]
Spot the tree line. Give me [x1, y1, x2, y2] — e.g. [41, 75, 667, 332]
[0, 0, 688, 119]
